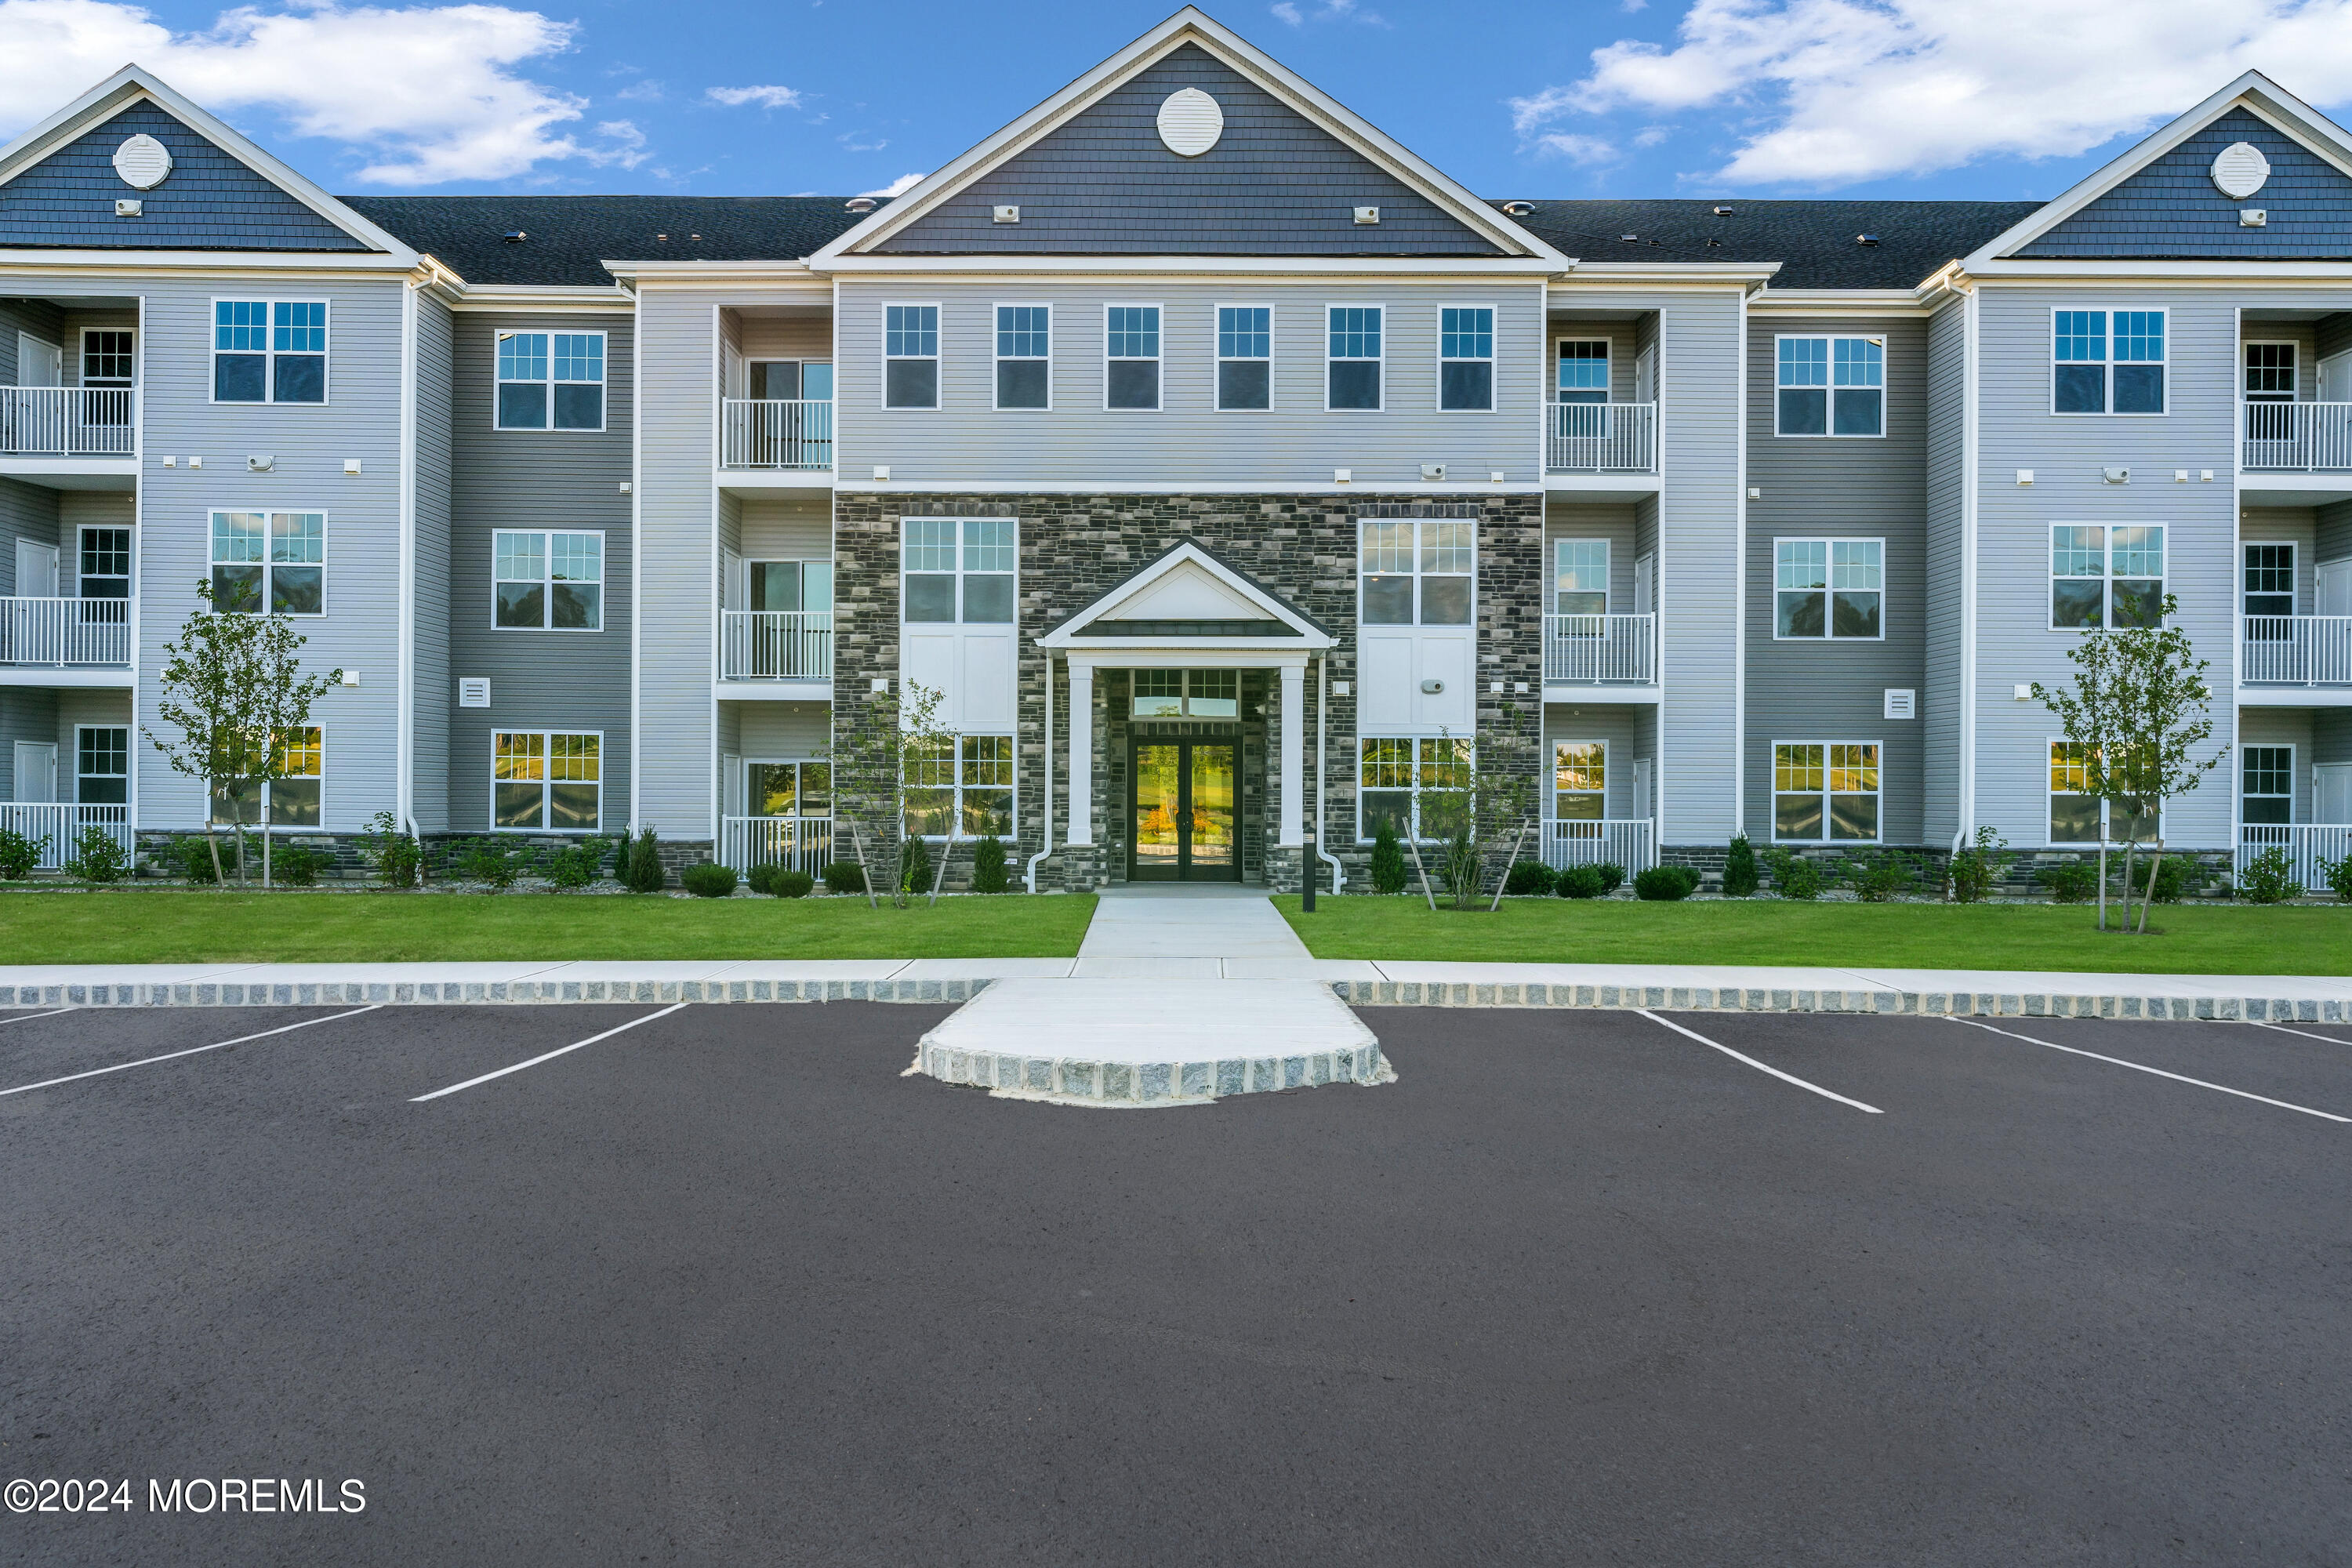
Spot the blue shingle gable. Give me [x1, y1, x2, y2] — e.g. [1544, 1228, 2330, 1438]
[0, 101, 372, 252]
[2017, 107, 2352, 260]
[877, 43, 1502, 256]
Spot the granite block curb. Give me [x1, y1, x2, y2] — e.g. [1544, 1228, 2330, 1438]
[1328, 980, 2351, 1024]
[913, 1039, 1397, 1104]
[0, 978, 993, 1009]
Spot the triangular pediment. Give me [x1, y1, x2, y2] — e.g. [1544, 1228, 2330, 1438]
[1040, 538, 1334, 648]
[0, 67, 413, 260]
[816, 9, 1559, 263]
[1976, 73, 2352, 265]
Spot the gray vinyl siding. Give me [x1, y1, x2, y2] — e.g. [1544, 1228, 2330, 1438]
[2318, 313, 2352, 364]
[1744, 314, 1927, 844]
[737, 702, 829, 757]
[1970, 285, 2237, 848]
[2240, 508, 2317, 610]
[444, 309, 633, 833]
[1544, 315, 1643, 403]
[1542, 704, 1653, 818]
[876, 43, 1501, 258]
[837, 278, 1545, 487]
[412, 292, 454, 829]
[0, 688, 59, 800]
[0, 298, 66, 381]
[2315, 707, 2352, 768]
[0, 474, 60, 589]
[2319, 498, 2352, 566]
[59, 492, 132, 596]
[1543, 502, 1639, 609]
[2237, 707, 2315, 822]
[2018, 110, 2352, 260]
[1922, 298, 1965, 845]
[737, 315, 830, 363]
[738, 496, 829, 561]
[130, 269, 408, 832]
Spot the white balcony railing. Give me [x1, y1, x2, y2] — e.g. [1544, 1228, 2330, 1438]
[0, 387, 136, 456]
[1540, 818, 1657, 875]
[1544, 613, 1655, 684]
[2241, 400, 2352, 471]
[1547, 401, 1655, 473]
[718, 815, 834, 874]
[0, 803, 132, 871]
[720, 398, 833, 470]
[2242, 616, 2352, 685]
[0, 596, 131, 666]
[2238, 823, 2352, 891]
[720, 610, 833, 681]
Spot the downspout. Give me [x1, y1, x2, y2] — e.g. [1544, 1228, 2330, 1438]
[1314, 653, 1343, 892]
[1952, 271, 1981, 867]
[396, 277, 417, 845]
[1024, 653, 1056, 891]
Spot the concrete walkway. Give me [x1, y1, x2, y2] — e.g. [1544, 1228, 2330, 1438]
[1071, 883, 1311, 975]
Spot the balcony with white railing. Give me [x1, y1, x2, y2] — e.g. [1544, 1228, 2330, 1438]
[2241, 400, 2352, 473]
[1546, 401, 1655, 474]
[720, 610, 833, 683]
[2238, 823, 2351, 891]
[720, 398, 833, 472]
[1544, 613, 1656, 688]
[0, 803, 132, 871]
[0, 387, 136, 459]
[718, 815, 834, 873]
[1, 596, 131, 672]
[1541, 818, 1657, 874]
[2241, 616, 2352, 688]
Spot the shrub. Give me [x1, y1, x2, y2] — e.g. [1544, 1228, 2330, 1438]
[0, 826, 49, 880]
[458, 837, 530, 891]
[822, 860, 866, 895]
[899, 834, 934, 897]
[1504, 859, 1556, 896]
[358, 811, 421, 888]
[1760, 845, 1824, 900]
[1633, 864, 1700, 901]
[680, 862, 738, 898]
[64, 826, 129, 884]
[169, 835, 220, 884]
[621, 827, 667, 893]
[1370, 817, 1407, 895]
[271, 844, 330, 887]
[2036, 862, 2098, 904]
[1947, 826, 2010, 903]
[1593, 862, 1625, 895]
[2320, 851, 2352, 904]
[1722, 834, 1759, 898]
[543, 837, 610, 891]
[971, 834, 1010, 894]
[2237, 847, 2303, 906]
[1844, 849, 1915, 904]
[1556, 864, 1606, 899]
[2129, 855, 2199, 905]
[750, 865, 814, 898]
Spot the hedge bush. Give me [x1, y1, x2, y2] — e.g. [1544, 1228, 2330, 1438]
[270, 844, 331, 887]
[64, 826, 129, 884]
[972, 834, 1010, 893]
[543, 837, 611, 891]
[1370, 818, 1408, 895]
[2036, 862, 2097, 903]
[679, 862, 738, 898]
[1555, 864, 1606, 899]
[1504, 859, 1555, 896]
[1633, 864, 1700, 901]
[0, 826, 49, 880]
[621, 828, 667, 893]
[899, 836, 934, 897]
[2321, 852, 2352, 904]
[1761, 845, 1825, 900]
[1592, 861, 1626, 895]
[1722, 834, 1759, 897]
[2237, 848, 2303, 905]
[822, 860, 866, 894]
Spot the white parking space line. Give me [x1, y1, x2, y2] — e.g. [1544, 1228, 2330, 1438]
[1636, 1010, 1884, 1115]
[0, 1006, 383, 1098]
[2252, 1021, 2352, 1048]
[410, 1003, 690, 1102]
[1951, 1018, 2352, 1123]
[0, 1007, 78, 1029]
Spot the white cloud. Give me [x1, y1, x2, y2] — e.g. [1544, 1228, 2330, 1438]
[1512, 0, 2352, 187]
[705, 83, 803, 110]
[1533, 132, 1619, 165]
[858, 172, 924, 198]
[0, 0, 644, 186]
[1270, 0, 1387, 27]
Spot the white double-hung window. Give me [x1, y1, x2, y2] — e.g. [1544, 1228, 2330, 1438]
[1439, 307, 1494, 411]
[1554, 540, 1609, 616]
[493, 530, 603, 629]
[2050, 524, 2164, 630]
[1216, 306, 1272, 411]
[994, 305, 1050, 410]
[1554, 741, 1606, 821]
[1774, 538, 1882, 638]
[495, 331, 604, 430]
[1773, 742, 1879, 842]
[1359, 736, 1472, 842]
[213, 300, 326, 403]
[905, 735, 1014, 839]
[212, 727, 323, 827]
[1776, 335, 1882, 436]
[1327, 306, 1382, 411]
[1105, 305, 1161, 410]
[1360, 519, 1472, 626]
[902, 517, 1015, 624]
[2053, 310, 2165, 414]
[210, 511, 324, 615]
[494, 731, 601, 830]
[884, 304, 941, 408]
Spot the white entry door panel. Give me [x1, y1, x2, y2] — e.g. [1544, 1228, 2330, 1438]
[2319, 764, 2352, 824]
[13, 740, 57, 804]
[2321, 557, 2351, 617]
[16, 538, 58, 597]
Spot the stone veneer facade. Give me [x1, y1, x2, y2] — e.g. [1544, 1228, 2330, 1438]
[830, 492, 1545, 891]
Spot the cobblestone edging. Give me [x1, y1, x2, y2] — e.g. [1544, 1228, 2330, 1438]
[0, 978, 992, 1008]
[913, 1038, 1396, 1104]
[1330, 980, 2351, 1022]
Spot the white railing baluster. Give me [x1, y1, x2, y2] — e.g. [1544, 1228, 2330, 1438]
[719, 398, 833, 470]
[719, 610, 833, 680]
[0, 388, 136, 456]
[717, 815, 835, 874]
[2238, 824, 2352, 891]
[1539, 818, 1657, 875]
[0, 804, 132, 872]
[2241, 615, 2352, 687]
[1546, 401, 1656, 473]
[2241, 400, 2352, 472]
[1542, 613, 1655, 684]
[0, 597, 131, 666]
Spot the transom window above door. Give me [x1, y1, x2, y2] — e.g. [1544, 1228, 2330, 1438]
[1131, 669, 1239, 718]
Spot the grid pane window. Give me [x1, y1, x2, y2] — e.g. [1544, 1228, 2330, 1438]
[271, 303, 326, 403]
[1557, 341, 1610, 405]
[494, 530, 602, 629]
[885, 305, 941, 408]
[211, 511, 324, 615]
[1777, 336, 1880, 435]
[214, 299, 325, 403]
[1773, 538, 1880, 638]
[494, 731, 599, 830]
[902, 734, 1015, 838]
[994, 305, 1050, 410]
[2051, 524, 2164, 630]
[2245, 343, 2296, 399]
[2244, 543, 2295, 618]
[76, 727, 128, 806]
[1776, 337, 1828, 434]
[1439, 307, 1494, 411]
[1217, 306, 1272, 411]
[1361, 519, 1473, 627]
[1105, 306, 1161, 410]
[1129, 670, 1238, 718]
[1555, 539, 1608, 616]
[902, 518, 1015, 625]
[211, 727, 323, 826]
[496, 331, 604, 429]
[2053, 308, 2165, 414]
[1773, 742, 1878, 842]
[1327, 306, 1382, 410]
[1555, 741, 1605, 822]
[82, 331, 134, 386]
[2243, 746, 2295, 826]
[78, 527, 130, 598]
[2047, 742, 2156, 844]
[1360, 736, 1472, 842]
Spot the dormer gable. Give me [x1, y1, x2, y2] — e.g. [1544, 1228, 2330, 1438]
[1040, 538, 1335, 648]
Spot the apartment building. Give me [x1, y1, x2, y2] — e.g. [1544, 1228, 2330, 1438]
[2, 9, 2347, 891]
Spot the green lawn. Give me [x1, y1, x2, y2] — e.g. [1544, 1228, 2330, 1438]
[0, 890, 1098, 964]
[1276, 896, 2352, 976]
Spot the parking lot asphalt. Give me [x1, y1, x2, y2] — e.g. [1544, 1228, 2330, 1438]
[2, 1000, 2348, 1566]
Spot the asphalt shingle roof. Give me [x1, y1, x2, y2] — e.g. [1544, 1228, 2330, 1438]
[337, 192, 2046, 292]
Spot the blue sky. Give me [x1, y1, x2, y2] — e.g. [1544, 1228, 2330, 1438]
[5, 0, 2352, 199]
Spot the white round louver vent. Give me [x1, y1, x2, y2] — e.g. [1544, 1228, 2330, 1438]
[112, 133, 172, 190]
[2211, 141, 2270, 199]
[1156, 88, 1223, 158]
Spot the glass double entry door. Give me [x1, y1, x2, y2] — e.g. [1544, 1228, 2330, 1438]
[1130, 740, 1240, 881]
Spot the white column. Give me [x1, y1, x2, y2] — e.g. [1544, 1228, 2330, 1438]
[1278, 662, 1304, 846]
[1066, 662, 1094, 846]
